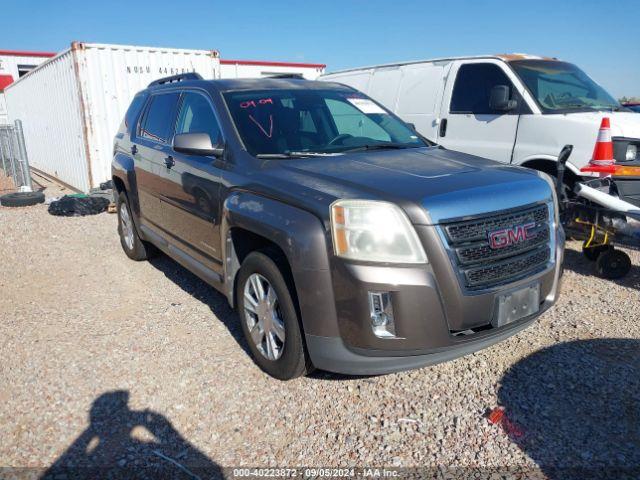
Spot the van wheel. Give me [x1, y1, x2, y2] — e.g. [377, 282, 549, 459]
[116, 191, 154, 261]
[236, 251, 311, 380]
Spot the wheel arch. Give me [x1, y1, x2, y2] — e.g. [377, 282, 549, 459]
[221, 191, 339, 338]
[519, 157, 581, 188]
[112, 153, 141, 217]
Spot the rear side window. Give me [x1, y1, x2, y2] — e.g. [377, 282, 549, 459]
[124, 94, 147, 134]
[450, 64, 515, 114]
[140, 93, 180, 143]
[175, 92, 222, 145]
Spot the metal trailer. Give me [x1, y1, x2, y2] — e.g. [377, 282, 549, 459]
[556, 145, 640, 279]
[219, 59, 325, 80]
[4, 42, 220, 192]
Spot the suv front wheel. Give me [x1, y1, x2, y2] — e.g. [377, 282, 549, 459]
[236, 251, 311, 380]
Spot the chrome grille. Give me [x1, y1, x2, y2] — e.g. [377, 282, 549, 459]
[442, 204, 551, 290]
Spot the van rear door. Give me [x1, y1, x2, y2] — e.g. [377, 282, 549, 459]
[438, 60, 524, 163]
[392, 62, 450, 142]
[356, 62, 450, 142]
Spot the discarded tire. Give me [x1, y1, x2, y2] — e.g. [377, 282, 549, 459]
[595, 249, 632, 279]
[581, 240, 608, 261]
[48, 195, 110, 216]
[0, 191, 45, 207]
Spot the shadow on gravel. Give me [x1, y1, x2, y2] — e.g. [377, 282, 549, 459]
[148, 254, 251, 356]
[42, 390, 222, 479]
[498, 339, 640, 480]
[562, 248, 640, 291]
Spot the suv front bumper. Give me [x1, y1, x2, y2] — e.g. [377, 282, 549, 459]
[304, 227, 564, 375]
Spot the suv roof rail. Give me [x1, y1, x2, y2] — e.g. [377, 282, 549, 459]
[266, 73, 305, 79]
[148, 72, 203, 87]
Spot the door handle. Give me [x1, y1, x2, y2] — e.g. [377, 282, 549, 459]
[439, 118, 448, 138]
[164, 156, 175, 168]
[131, 145, 138, 155]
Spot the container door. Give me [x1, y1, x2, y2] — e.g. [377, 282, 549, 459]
[162, 91, 224, 271]
[438, 61, 521, 163]
[134, 92, 180, 232]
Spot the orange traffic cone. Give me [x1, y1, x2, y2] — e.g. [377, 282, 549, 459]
[581, 117, 615, 174]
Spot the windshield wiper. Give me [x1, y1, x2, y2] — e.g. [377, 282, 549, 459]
[256, 151, 344, 159]
[285, 151, 343, 157]
[340, 143, 416, 153]
[255, 153, 312, 159]
[555, 103, 591, 108]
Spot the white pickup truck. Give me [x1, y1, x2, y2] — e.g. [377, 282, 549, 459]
[321, 54, 640, 206]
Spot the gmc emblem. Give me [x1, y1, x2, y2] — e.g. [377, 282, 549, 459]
[488, 222, 536, 249]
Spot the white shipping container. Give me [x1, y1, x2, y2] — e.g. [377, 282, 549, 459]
[5, 42, 220, 192]
[220, 59, 325, 80]
[0, 50, 55, 124]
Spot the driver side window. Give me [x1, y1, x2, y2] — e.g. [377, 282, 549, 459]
[175, 92, 222, 145]
[450, 63, 517, 115]
[325, 99, 391, 142]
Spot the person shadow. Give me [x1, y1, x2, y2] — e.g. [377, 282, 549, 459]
[41, 390, 222, 480]
[497, 339, 640, 480]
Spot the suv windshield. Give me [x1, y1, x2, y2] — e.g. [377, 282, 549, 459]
[510, 60, 620, 113]
[223, 88, 425, 157]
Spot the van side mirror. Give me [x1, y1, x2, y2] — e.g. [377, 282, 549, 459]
[173, 133, 224, 157]
[489, 85, 517, 112]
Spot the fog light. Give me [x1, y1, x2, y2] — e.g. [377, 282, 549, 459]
[368, 291, 396, 338]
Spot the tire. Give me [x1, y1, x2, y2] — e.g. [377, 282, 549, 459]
[595, 249, 632, 279]
[236, 250, 311, 380]
[116, 191, 154, 261]
[0, 191, 45, 207]
[582, 240, 608, 261]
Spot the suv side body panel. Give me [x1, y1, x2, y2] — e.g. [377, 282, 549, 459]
[222, 191, 339, 338]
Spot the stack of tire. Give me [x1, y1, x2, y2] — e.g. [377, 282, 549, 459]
[0, 191, 45, 207]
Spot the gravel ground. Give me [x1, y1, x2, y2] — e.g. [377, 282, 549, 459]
[0, 172, 16, 194]
[1, 181, 639, 479]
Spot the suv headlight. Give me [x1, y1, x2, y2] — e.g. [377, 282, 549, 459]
[330, 200, 427, 264]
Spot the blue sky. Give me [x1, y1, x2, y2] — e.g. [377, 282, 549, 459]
[2, 0, 638, 97]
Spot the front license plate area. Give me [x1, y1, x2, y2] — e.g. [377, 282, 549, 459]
[493, 283, 540, 328]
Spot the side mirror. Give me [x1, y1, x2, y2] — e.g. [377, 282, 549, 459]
[489, 85, 517, 112]
[173, 133, 224, 157]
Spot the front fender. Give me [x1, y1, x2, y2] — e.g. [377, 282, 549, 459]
[221, 191, 340, 337]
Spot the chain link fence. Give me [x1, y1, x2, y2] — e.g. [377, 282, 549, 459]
[0, 120, 33, 192]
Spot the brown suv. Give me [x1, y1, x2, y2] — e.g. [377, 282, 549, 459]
[112, 73, 564, 379]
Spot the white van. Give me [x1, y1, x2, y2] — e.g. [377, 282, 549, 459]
[321, 54, 640, 204]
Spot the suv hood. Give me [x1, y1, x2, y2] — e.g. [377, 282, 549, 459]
[264, 147, 553, 225]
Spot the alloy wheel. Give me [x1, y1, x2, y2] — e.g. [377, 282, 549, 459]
[243, 273, 286, 360]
